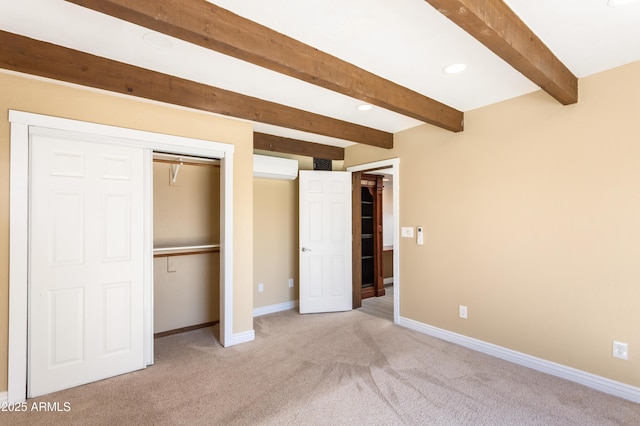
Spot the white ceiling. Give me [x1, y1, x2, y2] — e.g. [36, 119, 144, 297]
[1, 0, 639, 148]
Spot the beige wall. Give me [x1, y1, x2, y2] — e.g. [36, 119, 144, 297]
[153, 162, 220, 333]
[251, 152, 345, 309]
[153, 162, 220, 247]
[253, 178, 299, 308]
[0, 71, 254, 392]
[345, 61, 640, 387]
[153, 253, 220, 333]
[382, 178, 394, 248]
[383, 250, 393, 280]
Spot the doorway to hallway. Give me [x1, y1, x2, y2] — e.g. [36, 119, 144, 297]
[347, 159, 400, 324]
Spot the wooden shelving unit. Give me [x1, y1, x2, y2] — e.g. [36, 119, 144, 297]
[360, 174, 384, 299]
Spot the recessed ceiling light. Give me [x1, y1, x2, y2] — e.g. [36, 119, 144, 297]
[357, 104, 373, 111]
[607, 0, 636, 6]
[143, 32, 173, 50]
[443, 63, 467, 74]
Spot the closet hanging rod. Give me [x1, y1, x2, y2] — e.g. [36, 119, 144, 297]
[153, 159, 220, 169]
[153, 152, 220, 167]
[153, 244, 220, 257]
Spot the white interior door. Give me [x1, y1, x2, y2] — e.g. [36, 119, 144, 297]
[299, 170, 352, 314]
[29, 133, 145, 397]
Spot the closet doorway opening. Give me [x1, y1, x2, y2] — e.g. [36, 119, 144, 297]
[152, 153, 222, 339]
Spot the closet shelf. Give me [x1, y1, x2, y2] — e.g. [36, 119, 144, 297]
[153, 244, 220, 257]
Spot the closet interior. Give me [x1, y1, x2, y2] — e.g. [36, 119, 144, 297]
[152, 153, 221, 337]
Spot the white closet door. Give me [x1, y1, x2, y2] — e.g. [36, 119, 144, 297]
[29, 134, 145, 397]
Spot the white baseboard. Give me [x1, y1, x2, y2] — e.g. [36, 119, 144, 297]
[383, 277, 394, 285]
[253, 300, 298, 317]
[398, 316, 640, 403]
[227, 329, 255, 346]
[0, 391, 7, 404]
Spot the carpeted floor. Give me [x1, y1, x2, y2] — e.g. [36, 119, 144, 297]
[3, 307, 639, 425]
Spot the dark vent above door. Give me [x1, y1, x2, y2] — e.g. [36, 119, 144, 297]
[313, 158, 332, 171]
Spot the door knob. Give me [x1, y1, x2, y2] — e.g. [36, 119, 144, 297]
[301, 247, 312, 252]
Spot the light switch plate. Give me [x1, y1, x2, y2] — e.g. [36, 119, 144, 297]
[401, 227, 414, 238]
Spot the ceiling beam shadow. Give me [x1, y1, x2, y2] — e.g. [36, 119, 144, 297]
[0, 31, 392, 148]
[254, 133, 345, 160]
[425, 0, 577, 105]
[66, 0, 464, 132]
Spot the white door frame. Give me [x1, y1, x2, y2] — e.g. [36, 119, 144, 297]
[8, 110, 235, 403]
[347, 158, 400, 324]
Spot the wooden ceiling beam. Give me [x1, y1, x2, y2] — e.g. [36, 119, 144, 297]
[425, 0, 577, 105]
[65, 0, 464, 132]
[0, 31, 392, 148]
[254, 133, 345, 160]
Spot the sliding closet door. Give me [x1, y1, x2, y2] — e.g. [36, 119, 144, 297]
[29, 133, 145, 397]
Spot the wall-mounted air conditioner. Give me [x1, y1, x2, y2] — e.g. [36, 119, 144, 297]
[253, 154, 298, 180]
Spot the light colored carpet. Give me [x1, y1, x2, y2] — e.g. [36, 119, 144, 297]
[4, 308, 639, 425]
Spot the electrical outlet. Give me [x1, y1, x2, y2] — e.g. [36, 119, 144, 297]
[613, 341, 628, 360]
[258, 283, 264, 293]
[288, 278, 294, 288]
[459, 305, 468, 319]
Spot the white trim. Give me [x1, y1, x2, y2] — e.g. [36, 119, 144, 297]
[228, 330, 256, 346]
[253, 300, 299, 317]
[347, 158, 400, 324]
[383, 277, 394, 285]
[0, 391, 7, 404]
[221, 151, 235, 348]
[398, 317, 640, 403]
[9, 111, 230, 158]
[8, 110, 237, 402]
[8, 118, 29, 404]
[347, 159, 399, 173]
[143, 148, 154, 366]
[219, 151, 235, 347]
